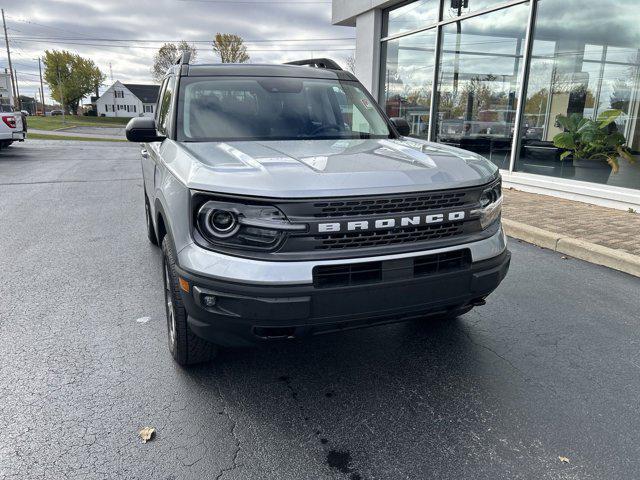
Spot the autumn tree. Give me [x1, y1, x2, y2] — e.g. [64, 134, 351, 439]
[152, 41, 198, 82]
[212, 33, 249, 63]
[43, 50, 105, 114]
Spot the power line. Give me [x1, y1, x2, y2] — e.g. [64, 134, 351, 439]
[9, 35, 355, 44]
[11, 38, 354, 52]
[6, 15, 107, 41]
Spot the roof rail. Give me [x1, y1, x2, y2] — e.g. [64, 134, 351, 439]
[175, 52, 191, 65]
[285, 58, 343, 71]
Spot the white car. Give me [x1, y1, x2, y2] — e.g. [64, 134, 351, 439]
[0, 108, 26, 149]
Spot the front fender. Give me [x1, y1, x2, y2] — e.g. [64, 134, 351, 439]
[153, 164, 193, 260]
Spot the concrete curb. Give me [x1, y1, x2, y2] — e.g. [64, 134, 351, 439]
[502, 218, 640, 277]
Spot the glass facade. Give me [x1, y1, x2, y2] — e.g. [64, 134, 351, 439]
[435, 4, 529, 169]
[380, 0, 640, 190]
[385, 0, 439, 37]
[515, 0, 640, 188]
[381, 30, 436, 139]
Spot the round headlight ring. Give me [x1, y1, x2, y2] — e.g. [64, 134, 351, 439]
[204, 209, 239, 238]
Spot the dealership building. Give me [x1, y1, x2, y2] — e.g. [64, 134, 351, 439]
[332, 0, 640, 210]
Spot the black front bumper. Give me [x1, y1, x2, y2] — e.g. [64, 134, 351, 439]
[176, 250, 511, 347]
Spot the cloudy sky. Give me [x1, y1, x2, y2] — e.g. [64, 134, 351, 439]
[0, 0, 354, 103]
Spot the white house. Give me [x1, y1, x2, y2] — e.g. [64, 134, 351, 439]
[96, 81, 159, 118]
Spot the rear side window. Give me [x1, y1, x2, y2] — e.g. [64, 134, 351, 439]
[157, 76, 177, 135]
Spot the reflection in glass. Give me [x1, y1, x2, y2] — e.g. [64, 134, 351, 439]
[434, 4, 530, 168]
[386, 0, 438, 37]
[381, 30, 437, 139]
[516, 0, 640, 190]
[442, 0, 512, 20]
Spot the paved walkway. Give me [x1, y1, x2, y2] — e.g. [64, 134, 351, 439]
[503, 189, 640, 257]
[58, 126, 125, 137]
[29, 128, 124, 140]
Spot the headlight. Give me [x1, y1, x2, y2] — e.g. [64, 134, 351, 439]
[202, 209, 239, 238]
[196, 200, 305, 251]
[471, 181, 502, 229]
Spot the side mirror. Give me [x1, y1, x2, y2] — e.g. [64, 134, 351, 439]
[125, 117, 165, 143]
[390, 117, 411, 137]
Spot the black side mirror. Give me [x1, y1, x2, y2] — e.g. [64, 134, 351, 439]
[390, 117, 411, 137]
[125, 117, 165, 143]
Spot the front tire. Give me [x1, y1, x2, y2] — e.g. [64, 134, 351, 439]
[162, 237, 217, 366]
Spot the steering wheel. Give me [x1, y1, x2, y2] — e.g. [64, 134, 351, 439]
[310, 124, 342, 136]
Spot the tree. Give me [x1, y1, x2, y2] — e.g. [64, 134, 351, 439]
[43, 50, 105, 114]
[212, 33, 249, 63]
[151, 41, 198, 82]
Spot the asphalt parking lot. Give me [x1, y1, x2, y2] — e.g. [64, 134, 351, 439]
[1, 140, 639, 480]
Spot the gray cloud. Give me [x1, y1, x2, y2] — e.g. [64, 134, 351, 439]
[1, 0, 354, 101]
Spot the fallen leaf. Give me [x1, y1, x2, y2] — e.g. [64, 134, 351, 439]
[558, 456, 570, 463]
[139, 427, 156, 443]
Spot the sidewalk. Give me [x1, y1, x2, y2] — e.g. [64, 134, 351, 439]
[28, 128, 124, 141]
[502, 189, 640, 276]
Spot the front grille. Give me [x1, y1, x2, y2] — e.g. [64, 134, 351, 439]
[313, 249, 471, 288]
[312, 192, 467, 218]
[314, 222, 465, 250]
[313, 261, 382, 288]
[272, 181, 497, 258]
[414, 249, 471, 276]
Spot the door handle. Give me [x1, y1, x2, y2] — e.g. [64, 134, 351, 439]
[141, 148, 149, 158]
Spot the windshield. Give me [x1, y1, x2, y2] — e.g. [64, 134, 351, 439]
[177, 77, 392, 142]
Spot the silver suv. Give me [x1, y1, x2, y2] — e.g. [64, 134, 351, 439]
[126, 55, 510, 366]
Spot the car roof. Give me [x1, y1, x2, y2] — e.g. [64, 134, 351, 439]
[168, 63, 357, 81]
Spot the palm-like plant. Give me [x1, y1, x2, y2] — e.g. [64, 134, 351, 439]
[552, 110, 635, 173]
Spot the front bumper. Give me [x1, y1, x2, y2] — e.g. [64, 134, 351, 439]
[175, 227, 510, 347]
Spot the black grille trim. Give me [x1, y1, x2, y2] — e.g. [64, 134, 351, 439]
[313, 261, 382, 288]
[414, 249, 471, 277]
[313, 249, 472, 288]
[312, 192, 467, 218]
[313, 222, 465, 250]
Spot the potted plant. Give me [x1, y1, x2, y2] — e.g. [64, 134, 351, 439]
[553, 109, 635, 184]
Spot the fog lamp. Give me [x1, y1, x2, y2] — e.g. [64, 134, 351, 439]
[202, 295, 217, 308]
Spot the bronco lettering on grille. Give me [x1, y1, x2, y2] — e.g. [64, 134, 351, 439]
[316, 211, 467, 234]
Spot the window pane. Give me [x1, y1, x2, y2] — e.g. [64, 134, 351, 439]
[177, 78, 390, 141]
[386, 1, 438, 37]
[443, 0, 512, 21]
[434, 3, 530, 168]
[158, 77, 176, 135]
[381, 30, 437, 139]
[515, 0, 640, 190]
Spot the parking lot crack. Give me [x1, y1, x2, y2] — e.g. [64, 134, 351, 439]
[211, 373, 242, 480]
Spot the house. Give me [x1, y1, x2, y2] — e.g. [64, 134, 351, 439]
[332, 0, 640, 211]
[95, 81, 159, 118]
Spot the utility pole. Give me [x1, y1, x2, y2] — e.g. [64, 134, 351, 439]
[1, 9, 18, 108]
[38, 57, 45, 115]
[13, 68, 20, 110]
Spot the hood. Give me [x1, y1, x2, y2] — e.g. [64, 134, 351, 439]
[166, 138, 499, 198]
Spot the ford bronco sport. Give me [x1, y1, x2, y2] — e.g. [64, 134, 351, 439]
[125, 55, 510, 366]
